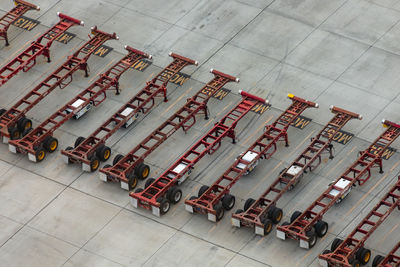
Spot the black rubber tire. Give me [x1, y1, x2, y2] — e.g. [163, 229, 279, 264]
[235, 209, 244, 214]
[74, 136, 85, 148]
[222, 194, 235, 210]
[89, 156, 100, 172]
[198, 185, 209, 197]
[290, 210, 302, 223]
[0, 108, 6, 116]
[352, 260, 361, 267]
[270, 207, 283, 224]
[322, 249, 331, 255]
[372, 255, 384, 267]
[35, 147, 46, 162]
[17, 117, 32, 132]
[244, 198, 255, 211]
[214, 203, 224, 221]
[314, 220, 329, 237]
[43, 136, 58, 153]
[281, 221, 290, 227]
[262, 218, 273, 235]
[158, 197, 170, 215]
[331, 238, 343, 251]
[96, 145, 111, 162]
[189, 196, 198, 201]
[113, 154, 124, 166]
[135, 162, 150, 180]
[64, 146, 74, 164]
[22, 127, 32, 137]
[306, 230, 317, 248]
[9, 127, 20, 140]
[356, 247, 371, 265]
[134, 188, 143, 193]
[145, 178, 155, 189]
[167, 186, 182, 204]
[127, 172, 138, 191]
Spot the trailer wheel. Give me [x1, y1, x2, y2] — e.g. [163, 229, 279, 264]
[214, 203, 224, 221]
[198, 185, 209, 197]
[244, 198, 255, 211]
[351, 260, 361, 267]
[306, 230, 317, 248]
[17, 117, 32, 131]
[189, 196, 198, 201]
[127, 173, 138, 191]
[331, 238, 343, 251]
[44, 136, 58, 152]
[74, 136, 85, 148]
[145, 178, 155, 189]
[89, 156, 100, 172]
[262, 218, 273, 235]
[96, 145, 111, 162]
[113, 154, 124, 166]
[269, 207, 283, 224]
[134, 188, 143, 193]
[314, 220, 328, 237]
[356, 247, 371, 265]
[290, 210, 302, 223]
[157, 197, 170, 215]
[322, 249, 331, 255]
[9, 127, 20, 140]
[222, 194, 235, 210]
[22, 127, 32, 137]
[372, 255, 384, 267]
[35, 147, 46, 162]
[167, 186, 182, 204]
[235, 209, 243, 214]
[0, 108, 6, 116]
[135, 163, 150, 180]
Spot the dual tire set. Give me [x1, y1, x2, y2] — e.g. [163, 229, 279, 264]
[322, 238, 372, 267]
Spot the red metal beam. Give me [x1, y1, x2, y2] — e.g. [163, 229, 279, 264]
[130, 91, 268, 217]
[276, 120, 400, 249]
[318, 177, 400, 267]
[8, 46, 150, 163]
[0, 0, 40, 46]
[60, 52, 197, 172]
[0, 12, 84, 87]
[184, 94, 318, 222]
[231, 106, 361, 234]
[98, 69, 239, 190]
[0, 27, 117, 143]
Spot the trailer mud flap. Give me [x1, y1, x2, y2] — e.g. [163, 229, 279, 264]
[255, 226, 264, 236]
[2, 136, 9, 144]
[276, 229, 286, 240]
[185, 204, 194, 213]
[28, 153, 36, 162]
[120, 181, 129, 190]
[208, 213, 216, 222]
[130, 197, 138, 208]
[99, 172, 108, 182]
[300, 239, 309, 249]
[62, 154, 70, 164]
[318, 258, 328, 267]
[152, 206, 160, 217]
[8, 144, 16, 153]
[82, 163, 91, 172]
[231, 218, 241, 228]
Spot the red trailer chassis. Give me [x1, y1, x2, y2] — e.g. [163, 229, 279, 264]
[184, 94, 318, 222]
[0, 27, 117, 143]
[130, 90, 268, 217]
[318, 176, 400, 267]
[0, 12, 83, 87]
[232, 106, 361, 234]
[61, 52, 197, 172]
[276, 120, 400, 249]
[99, 69, 239, 190]
[0, 0, 40, 46]
[374, 241, 400, 267]
[8, 46, 150, 163]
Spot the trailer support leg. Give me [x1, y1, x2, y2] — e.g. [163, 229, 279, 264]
[204, 105, 209, 120]
[162, 86, 168, 102]
[379, 159, 383, 174]
[284, 132, 289, 147]
[328, 144, 334, 159]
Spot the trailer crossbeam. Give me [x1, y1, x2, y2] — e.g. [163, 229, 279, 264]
[130, 90, 268, 217]
[0, 12, 84, 87]
[231, 106, 361, 234]
[98, 69, 239, 190]
[276, 120, 400, 249]
[0, 0, 40, 46]
[184, 94, 318, 222]
[318, 177, 400, 267]
[0, 27, 117, 143]
[61, 52, 197, 172]
[8, 46, 150, 163]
